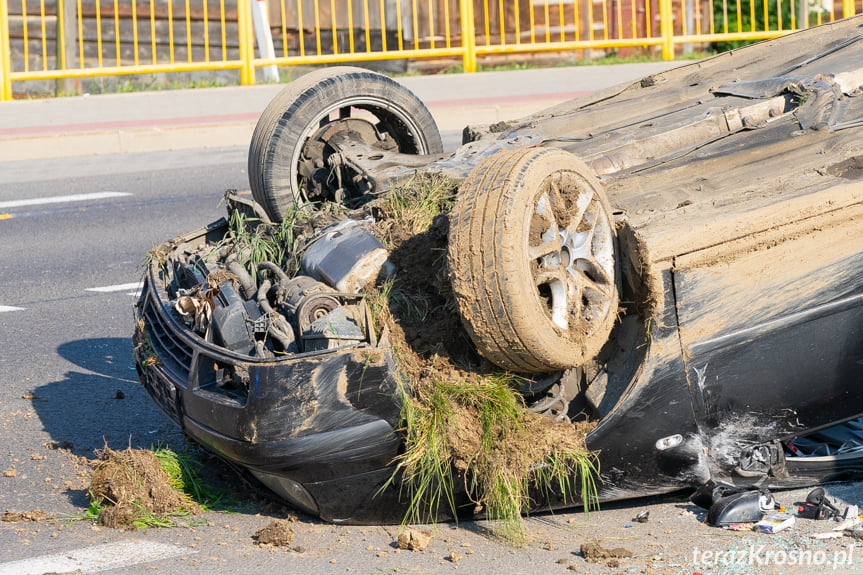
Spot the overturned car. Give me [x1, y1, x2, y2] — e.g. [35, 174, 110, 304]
[134, 18, 863, 524]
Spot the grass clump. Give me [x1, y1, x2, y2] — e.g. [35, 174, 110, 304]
[381, 173, 457, 240]
[390, 368, 597, 543]
[86, 446, 223, 529]
[226, 201, 310, 282]
[152, 445, 225, 509]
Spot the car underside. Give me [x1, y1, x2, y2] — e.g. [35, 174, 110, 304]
[135, 18, 863, 523]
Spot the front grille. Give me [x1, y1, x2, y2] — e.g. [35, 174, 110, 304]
[139, 279, 193, 386]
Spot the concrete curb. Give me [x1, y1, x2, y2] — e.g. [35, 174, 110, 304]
[0, 63, 682, 161]
[0, 96, 573, 160]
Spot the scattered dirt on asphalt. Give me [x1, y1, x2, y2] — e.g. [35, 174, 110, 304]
[254, 518, 296, 546]
[89, 447, 199, 529]
[2, 510, 51, 522]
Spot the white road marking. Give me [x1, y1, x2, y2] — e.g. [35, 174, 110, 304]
[0, 305, 25, 312]
[86, 282, 143, 293]
[0, 191, 131, 209]
[0, 540, 191, 575]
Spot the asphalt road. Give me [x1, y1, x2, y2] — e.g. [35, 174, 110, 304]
[2, 70, 863, 571]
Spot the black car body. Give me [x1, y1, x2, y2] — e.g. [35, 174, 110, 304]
[135, 18, 863, 523]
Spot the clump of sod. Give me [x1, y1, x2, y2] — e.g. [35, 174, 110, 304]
[392, 368, 597, 543]
[87, 446, 217, 529]
[367, 174, 599, 542]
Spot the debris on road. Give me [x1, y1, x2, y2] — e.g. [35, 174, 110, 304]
[707, 489, 776, 527]
[580, 541, 633, 567]
[397, 529, 432, 551]
[254, 518, 296, 546]
[2, 510, 52, 522]
[632, 510, 649, 523]
[795, 487, 843, 520]
[754, 512, 795, 534]
[88, 447, 200, 529]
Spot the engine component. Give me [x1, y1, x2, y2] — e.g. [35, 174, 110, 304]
[301, 220, 392, 293]
[211, 281, 262, 354]
[278, 275, 341, 328]
[255, 277, 298, 353]
[296, 293, 342, 338]
[302, 307, 366, 352]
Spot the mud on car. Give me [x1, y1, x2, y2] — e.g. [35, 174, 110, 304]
[134, 18, 863, 524]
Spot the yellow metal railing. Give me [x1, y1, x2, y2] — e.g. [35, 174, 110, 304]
[1, 0, 860, 100]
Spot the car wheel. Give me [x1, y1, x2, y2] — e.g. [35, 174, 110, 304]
[448, 147, 618, 373]
[248, 67, 443, 221]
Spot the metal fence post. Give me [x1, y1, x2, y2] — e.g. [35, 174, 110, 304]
[659, 0, 674, 60]
[0, 0, 11, 100]
[844, 0, 855, 17]
[55, 0, 79, 96]
[238, 0, 256, 85]
[251, 0, 279, 82]
[460, 0, 477, 72]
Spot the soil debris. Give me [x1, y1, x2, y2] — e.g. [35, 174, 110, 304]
[397, 529, 432, 551]
[2, 510, 51, 522]
[88, 447, 199, 529]
[254, 519, 295, 546]
[580, 541, 633, 566]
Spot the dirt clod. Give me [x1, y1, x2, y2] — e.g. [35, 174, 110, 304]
[397, 529, 432, 551]
[580, 541, 633, 565]
[448, 550, 462, 562]
[254, 519, 295, 546]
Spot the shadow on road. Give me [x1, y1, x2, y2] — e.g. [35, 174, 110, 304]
[32, 337, 184, 459]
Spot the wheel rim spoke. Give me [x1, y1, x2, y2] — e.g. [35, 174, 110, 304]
[563, 187, 595, 237]
[529, 193, 562, 260]
[530, 172, 614, 333]
[535, 269, 573, 330]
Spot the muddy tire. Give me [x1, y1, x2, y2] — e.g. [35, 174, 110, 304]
[248, 67, 443, 221]
[448, 147, 618, 373]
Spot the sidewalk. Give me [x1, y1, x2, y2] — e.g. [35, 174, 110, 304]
[0, 63, 679, 161]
